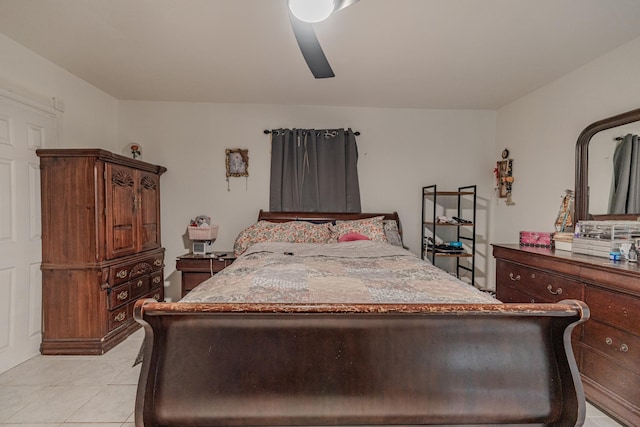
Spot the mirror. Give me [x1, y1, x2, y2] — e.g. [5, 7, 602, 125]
[575, 107, 640, 222]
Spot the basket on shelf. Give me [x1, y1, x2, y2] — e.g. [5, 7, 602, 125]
[187, 225, 218, 241]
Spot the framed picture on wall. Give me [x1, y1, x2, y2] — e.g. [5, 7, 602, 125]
[225, 148, 249, 177]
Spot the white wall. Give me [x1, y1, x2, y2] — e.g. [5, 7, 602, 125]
[7, 25, 640, 300]
[118, 102, 496, 300]
[0, 34, 119, 372]
[494, 35, 640, 243]
[0, 30, 498, 304]
[492, 36, 640, 282]
[0, 34, 118, 149]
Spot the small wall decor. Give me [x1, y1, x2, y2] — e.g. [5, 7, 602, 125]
[494, 148, 515, 205]
[225, 148, 249, 191]
[123, 142, 142, 160]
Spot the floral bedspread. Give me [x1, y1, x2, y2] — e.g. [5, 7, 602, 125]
[181, 241, 497, 304]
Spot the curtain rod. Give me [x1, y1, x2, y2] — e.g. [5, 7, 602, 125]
[264, 129, 361, 136]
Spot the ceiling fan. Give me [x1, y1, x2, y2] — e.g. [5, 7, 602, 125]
[288, 0, 360, 79]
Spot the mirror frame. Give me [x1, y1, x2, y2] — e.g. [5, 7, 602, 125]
[575, 107, 640, 222]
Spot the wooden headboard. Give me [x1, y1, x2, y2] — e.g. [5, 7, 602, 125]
[257, 210, 402, 237]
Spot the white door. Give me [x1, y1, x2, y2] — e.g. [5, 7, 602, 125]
[0, 90, 57, 373]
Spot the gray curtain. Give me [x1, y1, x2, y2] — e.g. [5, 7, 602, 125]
[269, 128, 361, 212]
[609, 133, 640, 214]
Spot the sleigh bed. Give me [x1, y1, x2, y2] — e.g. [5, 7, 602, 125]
[134, 211, 588, 427]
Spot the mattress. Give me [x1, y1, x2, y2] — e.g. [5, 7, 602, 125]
[181, 240, 497, 304]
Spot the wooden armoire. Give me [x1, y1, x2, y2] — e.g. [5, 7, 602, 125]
[37, 149, 166, 355]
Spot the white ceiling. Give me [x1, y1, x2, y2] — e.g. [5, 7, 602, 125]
[1, 0, 640, 109]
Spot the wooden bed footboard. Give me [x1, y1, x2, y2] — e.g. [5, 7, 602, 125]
[134, 300, 589, 427]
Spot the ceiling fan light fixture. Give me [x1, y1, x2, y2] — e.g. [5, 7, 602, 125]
[288, 0, 335, 23]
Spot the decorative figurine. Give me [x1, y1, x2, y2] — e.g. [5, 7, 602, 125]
[130, 144, 141, 159]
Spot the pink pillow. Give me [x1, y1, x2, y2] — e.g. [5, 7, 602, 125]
[338, 232, 370, 242]
[330, 216, 387, 243]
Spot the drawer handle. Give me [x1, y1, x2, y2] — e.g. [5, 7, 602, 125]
[137, 280, 144, 288]
[114, 312, 126, 322]
[605, 337, 629, 353]
[509, 273, 521, 282]
[153, 292, 161, 300]
[152, 277, 161, 284]
[154, 259, 162, 267]
[117, 290, 128, 300]
[546, 284, 562, 295]
[116, 270, 127, 279]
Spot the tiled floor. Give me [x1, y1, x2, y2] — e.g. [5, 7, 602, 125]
[0, 328, 626, 426]
[0, 329, 143, 427]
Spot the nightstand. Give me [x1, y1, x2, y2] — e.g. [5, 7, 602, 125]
[176, 252, 236, 297]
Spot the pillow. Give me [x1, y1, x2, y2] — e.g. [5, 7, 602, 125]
[338, 232, 370, 242]
[383, 220, 403, 247]
[233, 221, 300, 256]
[330, 216, 387, 243]
[233, 220, 333, 256]
[295, 221, 332, 243]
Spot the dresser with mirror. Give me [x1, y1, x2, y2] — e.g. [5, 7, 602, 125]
[494, 108, 640, 426]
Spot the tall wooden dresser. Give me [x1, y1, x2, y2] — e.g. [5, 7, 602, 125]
[493, 244, 640, 426]
[37, 149, 166, 355]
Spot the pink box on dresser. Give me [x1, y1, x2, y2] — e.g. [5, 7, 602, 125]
[519, 231, 555, 248]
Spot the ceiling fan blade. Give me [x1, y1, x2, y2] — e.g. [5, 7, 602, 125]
[333, 0, 360, 13]
[289, 13, 335, 79]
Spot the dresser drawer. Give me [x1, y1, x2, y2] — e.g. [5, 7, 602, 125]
[109, 282, 132, 309]
[582, 348, 640, 407]
[584, 320, 640, 374]
[176, 256, 228, 273]
[110, 253, 164, 285]
[146, 286, 163, 302]
[585, 286, 640, 332]
[108, 304, 132, 331]
[497, 282, 582, 349]
[177, 253, 235, 297]
[182, 272, 214, 294]
[130, 275, 151, 299]
[108, 286, 163, 332]
[497, 281, 539, 303]
[496, 260, 582, 302]
[149, 270, 163, 290]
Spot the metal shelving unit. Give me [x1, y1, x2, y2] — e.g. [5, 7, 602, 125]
[421, 184, 476, 285]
